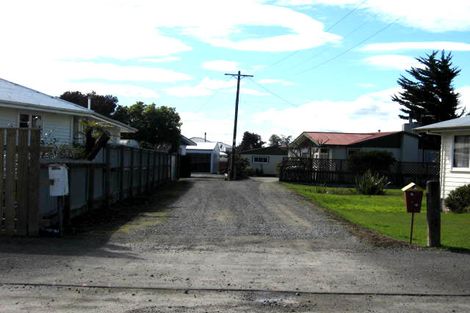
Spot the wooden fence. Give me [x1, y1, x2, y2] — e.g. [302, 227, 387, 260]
[40, 145, 172, 230]
[0, 128, 40, 236]
[279, 157, 439, 186]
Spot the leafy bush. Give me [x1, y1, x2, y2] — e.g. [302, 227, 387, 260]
[355, 170, 388, 195]
[445, 184, 470, 213]
[348, 150, 396, 175]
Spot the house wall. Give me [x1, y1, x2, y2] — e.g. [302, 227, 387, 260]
[242, 154, 284, 176]
[440, 133, 470, 199]
[186, 150, 220, 174]
[0, 106, 73, 144]
[400, 134, 420, 162]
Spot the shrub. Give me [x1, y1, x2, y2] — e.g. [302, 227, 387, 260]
[348, 150, 396, 175]
[445, 184, 470, 213]
[355, 170, 388, 195]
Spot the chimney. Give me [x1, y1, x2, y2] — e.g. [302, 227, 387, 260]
[204, 132, 207, 142]
[87, 95, 92, 110]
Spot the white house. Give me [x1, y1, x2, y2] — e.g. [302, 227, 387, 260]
[0, 78, 136, 144]
[415, 116, 470, 200]
[240, 146, 288, 176]
[186, 140, 221, 174]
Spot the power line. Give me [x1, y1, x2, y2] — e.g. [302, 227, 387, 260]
[258, 0, 367, 73]
[296, 19, 398, 75]
[248, 78, 300, 108]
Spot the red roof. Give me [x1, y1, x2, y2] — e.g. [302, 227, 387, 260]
[303, 131, 398, 146]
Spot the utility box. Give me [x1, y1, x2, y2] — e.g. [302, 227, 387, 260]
[401, 182, 423, 213]
[48, 164, 69, 196]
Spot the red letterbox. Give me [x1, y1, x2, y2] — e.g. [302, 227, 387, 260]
[401, 183, 423, 213]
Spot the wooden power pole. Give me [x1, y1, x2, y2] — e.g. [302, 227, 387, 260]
[225, 71, 253, 180]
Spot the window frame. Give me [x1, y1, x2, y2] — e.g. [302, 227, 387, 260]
[451, 134, 470, 172]
[253, 156, 269, 164]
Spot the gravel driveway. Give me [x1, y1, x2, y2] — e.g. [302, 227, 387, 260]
[0, 176, 469, 312]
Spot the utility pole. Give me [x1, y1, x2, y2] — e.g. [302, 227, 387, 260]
[225, 71, 253, 180]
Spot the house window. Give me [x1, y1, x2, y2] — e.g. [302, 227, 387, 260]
[453, 135, 470, 168]
[253, 156, 269, 163]
[19, 113, 42, 128]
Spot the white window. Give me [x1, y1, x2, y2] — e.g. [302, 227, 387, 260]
[453, 135, 470, 168]
[19, 113, 42, 128]
[253, 156, 269, 163]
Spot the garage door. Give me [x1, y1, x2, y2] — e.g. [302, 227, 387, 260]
[189, 153, 211, 172]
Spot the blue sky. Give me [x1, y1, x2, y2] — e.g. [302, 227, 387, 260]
[1, 0, 470, 144]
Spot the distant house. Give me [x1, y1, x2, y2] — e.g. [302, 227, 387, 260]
[289, 128, 438, 163]
[186, 140, 221, 174]
[415, 116, 470, 200]
[0, 78, 136, 144]
[240, 146, 288, 176]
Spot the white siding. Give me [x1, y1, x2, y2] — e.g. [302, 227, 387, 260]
[242, 154, 285, 176]
[42, 113, 73, 144]
[441, 133, 470, 199]
[0, 107, 17, 127]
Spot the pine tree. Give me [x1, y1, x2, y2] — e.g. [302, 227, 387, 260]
[392, 50, 463, 125]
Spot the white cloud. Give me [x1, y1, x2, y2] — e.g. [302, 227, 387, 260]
[281, 0, 470, 32]
[166, 78, 235, 97]
[248, 88, 403, 141]
[202, 60, 240, 73]
[258, 79, 294, 86]
[363, 55, 421, 70]
[140, 57, 181, 63]
[180, 111, 234, 143]
[458, 86, 470, 111]
[361, 41, 470, 52]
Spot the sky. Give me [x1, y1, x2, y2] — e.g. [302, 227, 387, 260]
[1, 0, 470, 144]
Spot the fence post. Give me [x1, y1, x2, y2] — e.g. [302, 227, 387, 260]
[28, 129, 40, 236]
[87, 164, 95, 210]
[139, 149, 143, 194]
[119, 146, 125, 200]
[104, 146, 111, 208]
[0, 130, 3, 231]
[16, 129, 29, 236]
[146, 150, 151, 192]
[4, 129, 16, 235]
[426, 180, 441, 247]
[129, 148, 134, 197]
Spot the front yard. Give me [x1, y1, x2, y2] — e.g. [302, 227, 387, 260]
[283, 183, 470, 250]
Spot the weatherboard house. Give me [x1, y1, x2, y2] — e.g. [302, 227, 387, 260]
[0, 78, 136, 144]
[415, 116, 470, 200]
[240, 146, 288, 176]
[289, 128, 438, 163]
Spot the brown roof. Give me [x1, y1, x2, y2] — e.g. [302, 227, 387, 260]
[303, 131, 399, 146]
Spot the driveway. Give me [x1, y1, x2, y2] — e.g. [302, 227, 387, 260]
[0, 176, 469, 312]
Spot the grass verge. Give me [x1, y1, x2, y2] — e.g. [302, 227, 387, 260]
[283, 183, 470, 250]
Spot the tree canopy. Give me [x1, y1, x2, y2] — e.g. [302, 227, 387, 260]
[392, 50, 463, 125]
[60, 91, 118, 117]
[112, 102, 182, 152]
[268, 134, 291, 147]
[238, 131, 264, 152]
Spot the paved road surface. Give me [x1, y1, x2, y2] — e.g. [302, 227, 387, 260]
[0, 176, 469, 312]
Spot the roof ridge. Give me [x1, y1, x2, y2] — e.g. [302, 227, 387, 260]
[0, 77, 91, 113]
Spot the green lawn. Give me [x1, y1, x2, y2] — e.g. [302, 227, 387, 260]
[283, 183, 470, 250]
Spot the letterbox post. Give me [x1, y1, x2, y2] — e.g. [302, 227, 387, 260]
[401, 182, 423, 245]
[426, 180, 441, 247]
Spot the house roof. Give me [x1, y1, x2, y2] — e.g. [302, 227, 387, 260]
[0, 78, 136, 133]
[186, 141, 219, 151]
[180, 135, 197, 146]
[240, 146, 288, 155]
[415, 116, 470, 133]
[299, 131, 399, 146]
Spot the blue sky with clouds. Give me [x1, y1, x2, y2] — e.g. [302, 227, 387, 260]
[1, 0, 470, 144]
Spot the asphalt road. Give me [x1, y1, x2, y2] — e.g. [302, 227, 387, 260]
[0, 175, 469, 312]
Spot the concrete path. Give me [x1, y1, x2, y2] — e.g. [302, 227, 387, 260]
[0, 176, 469, 312]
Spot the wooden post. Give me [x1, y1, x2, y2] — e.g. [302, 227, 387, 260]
[146, 150, 151, 192]
[152, 151, 157, 189]
[104, 146, 111, 208]
[426, 180, 441, 247]
[129, 148, 134, 197]
[87, 164, 95, 210]
[119, 146, 125, 200]
[409, 212, 415, 244]
[28, 129, 40, 236]
[139, 149, 143, 194]
[16, 129, 29, 236]
[4, 129, 16, 235]
[0, 129, 4, 231]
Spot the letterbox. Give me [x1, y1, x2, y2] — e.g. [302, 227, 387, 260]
[48, 164, 69, 197]
[401, 183, 423, 213]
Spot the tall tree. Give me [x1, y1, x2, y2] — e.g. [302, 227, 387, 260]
[238, 131, 264, 152]
[112, 102, 182, 152]
[269, 134, 291, 147]
[60, 91, 118, 117]
[392, 50, 463, 125]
